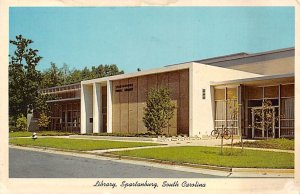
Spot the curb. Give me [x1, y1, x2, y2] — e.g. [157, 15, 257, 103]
[70, 135, 157, 142]
[232, 168, 294, 174]
[9, 144, 89, 155]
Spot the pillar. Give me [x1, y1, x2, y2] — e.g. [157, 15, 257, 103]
[107, 80, 113, 133]
[93, 83, 101, 133]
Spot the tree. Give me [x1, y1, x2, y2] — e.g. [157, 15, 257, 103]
[40, 62, 64, 88]
[9, 35, 42, 120]
[62, 64, 124, 84]
[252, 99, 279, 139]
[143, 87, 175, 135]
[227, 95, 241, 152]
[38, 112, 51, 131]
[81, 66, 91, 80]
[34, 93, 57, 116]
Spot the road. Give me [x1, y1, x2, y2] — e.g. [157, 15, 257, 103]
[9, 148, 219, 178]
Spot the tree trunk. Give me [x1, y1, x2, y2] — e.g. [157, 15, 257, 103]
[220, 126, 224, 155]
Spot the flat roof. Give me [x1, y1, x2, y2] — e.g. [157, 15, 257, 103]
[166, 47, 294, 68]
[195, 47, 294, 65]
[40, 82, 81, 92]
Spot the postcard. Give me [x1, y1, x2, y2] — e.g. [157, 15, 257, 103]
[1, 1, 300, 194]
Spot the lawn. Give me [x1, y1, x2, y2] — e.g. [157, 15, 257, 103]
[231, 139, 294, 150]
[9, 138, 160, 151]
[9, 131, 75, 138]
[112, 146, 294, 169]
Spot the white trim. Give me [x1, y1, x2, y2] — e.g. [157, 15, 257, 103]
[188, 64, 193, 137]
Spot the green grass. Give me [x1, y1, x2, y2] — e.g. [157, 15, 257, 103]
[9, 138, 160, 151]
[232, 139, 294, 150]
[9, 131, 76, 138]
[112, 146, 294, 169]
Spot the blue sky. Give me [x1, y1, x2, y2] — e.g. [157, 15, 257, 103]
[9, 7, 294, 73]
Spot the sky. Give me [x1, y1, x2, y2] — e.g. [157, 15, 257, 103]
[9, 7, 295, 73]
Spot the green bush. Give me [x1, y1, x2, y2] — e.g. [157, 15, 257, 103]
[38, 112, 51, 130]
[16, 114, 27, 131]
[143, 87, 175, 135]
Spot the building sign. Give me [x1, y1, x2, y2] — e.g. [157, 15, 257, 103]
[115, 83, 134, 92]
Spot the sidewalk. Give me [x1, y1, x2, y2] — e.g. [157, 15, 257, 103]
[69, 135, 294, 154]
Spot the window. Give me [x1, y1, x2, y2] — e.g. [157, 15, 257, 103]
[89, 118, 93, 123]
[202, 89, 206, 99]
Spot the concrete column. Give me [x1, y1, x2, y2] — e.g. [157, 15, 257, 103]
[93, 83, 101, 133]
[81, 84, 93, 134]
[80, 84, 86, 134]
[189, 64, 195, 137]
[107, 80, 113, 133]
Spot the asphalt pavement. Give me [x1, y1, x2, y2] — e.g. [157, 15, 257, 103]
[9, 148, 219, 178]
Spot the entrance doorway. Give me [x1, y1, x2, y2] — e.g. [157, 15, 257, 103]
[251, 107, 276, 139]
[102, 114, 107, 133]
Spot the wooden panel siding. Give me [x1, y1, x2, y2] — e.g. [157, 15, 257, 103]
[120, 79, 129, 133]
[128, 77, 138, 133]
[137, 76, 148, 133]
[111, 69, 189, 136]
[167, 71, 179, 136]
[178, 69, 189, 134]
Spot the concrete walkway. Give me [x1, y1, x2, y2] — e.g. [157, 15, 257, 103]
[17, 135, 294, 153]
[68, 135, 294, 153]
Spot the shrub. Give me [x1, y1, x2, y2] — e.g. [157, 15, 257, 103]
[38, 112, 51, 130]
[16, 114, 27, 131]
[143, 87, 175, 135]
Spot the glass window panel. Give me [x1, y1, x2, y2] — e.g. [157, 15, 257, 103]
[214, 89, 225, 100]
[248, 100, 262, 107]
[226, 99, 238, 120]
[227, 88, 237, 99]
[280, 98, 294, 119]
[215, 101, 226, 120]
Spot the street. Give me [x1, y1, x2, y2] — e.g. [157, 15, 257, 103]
[9, 148, 219, 178]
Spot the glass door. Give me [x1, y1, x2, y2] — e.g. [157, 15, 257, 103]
[251, 107, 276, 139]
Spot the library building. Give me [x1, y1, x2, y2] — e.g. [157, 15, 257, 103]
[33, 47, 295, 139]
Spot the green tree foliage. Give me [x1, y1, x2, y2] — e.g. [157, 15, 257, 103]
[40, 62, 64, 88]
[143, 87, 175, 135]
[16, 114, 27, 131]
[9, 35, 124, 132]
[64, 64, 124, 84]
[9, 35, 42, 118]
[40, 63, 124, 87]
[34, 93, 57, 115]
[38, 112, 51, 130]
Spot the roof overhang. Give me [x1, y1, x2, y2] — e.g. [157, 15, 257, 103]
[211, 73, 294, 87]
[46, 97, 80, 103]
